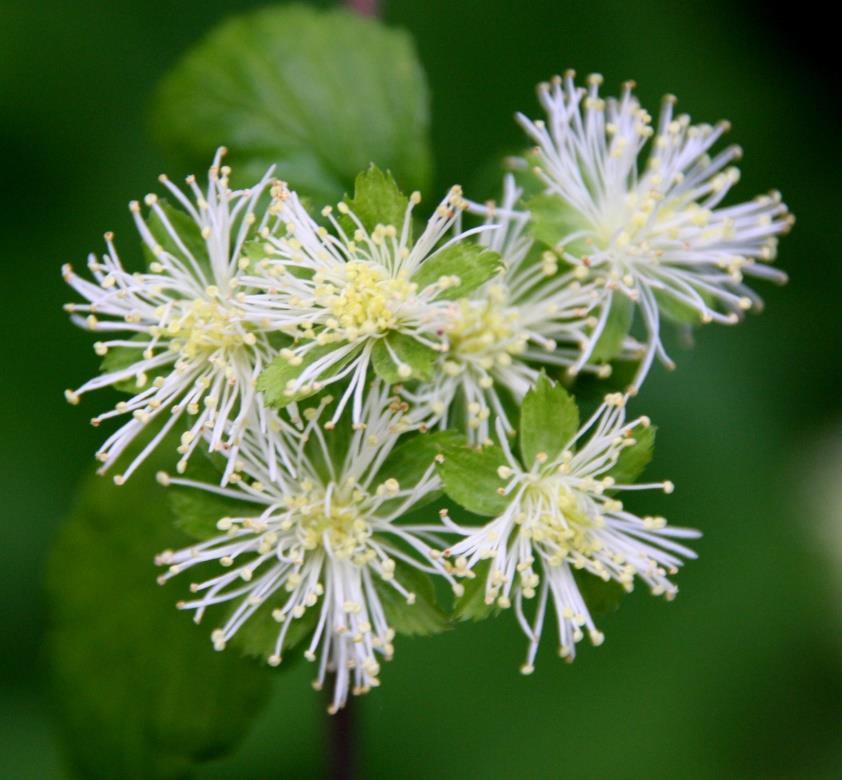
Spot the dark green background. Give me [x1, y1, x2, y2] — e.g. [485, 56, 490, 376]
[2, 1, 839, 777]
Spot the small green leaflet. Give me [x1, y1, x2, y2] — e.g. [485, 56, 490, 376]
[141, 199, 209, 275]
[573, 569, 627, 616]
[341, 165, 409, 235]
[452, 559, 500, 622]
[371, 332, 437, 384]
[591, 293, 635, 363]
[99, 333, 169, 395]
[373, 561, 449, 637]
[257, 343, 364, 406]
[168, 452, 261, 541]
[525, 193, 588, 248]
[606, 424, 656, 485]
[519, 374, 580, 467]
[436, 439, 512, 517]
[411, 243, 502, 300]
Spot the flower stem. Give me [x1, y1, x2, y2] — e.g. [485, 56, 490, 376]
[327, 682, 356, 779]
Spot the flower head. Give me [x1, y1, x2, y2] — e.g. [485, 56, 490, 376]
[404, 175, 637, 443]
[444, 391, 698, 672]
[156, 384, 459, 713]
[245, 178, 490, 426]
[63, 149, 281, 484]
[518, 72, 793, 387]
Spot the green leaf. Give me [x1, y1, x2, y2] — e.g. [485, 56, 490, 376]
[371, 332, 437, 383]
[452, 559, 499, 623]
[142, 199, 208, 273]
[152, 6, 432, 205]
[373, 562, 449, 637]
[372, 430, 462, 516]
[573, 569, 626, 616]
[519, 374, 579, 467]
[47, 460, 270, 780]
[99, 333, 170, 395]
[168, 453, 260, 541]
[654, 289, 707, 325]
[436, 441, 512, 517]
[525, 193, 589, 248]
[342, 165, 409, 234]
[411, 242, 502, 300]
[591, 293, 635, 363]
[257, 343, 363, 406]
[606, 424, 656, 485]
[227, 598, 319, 662]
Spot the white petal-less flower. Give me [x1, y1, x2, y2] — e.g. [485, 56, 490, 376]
[404, 174, 638, 443]
[155, 385, 460, 713]
[63, 148, 284, 484]
[444, 393, 699, 672]
[518, 72, 793, 388]
[241, 183, 477, 426]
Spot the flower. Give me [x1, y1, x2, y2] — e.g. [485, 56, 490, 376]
[243, 181, 481, 426]
[517, 71, 793, 388]
[403, 174, 638, 443]
[63, 148, 282, 484]
[443, 393, 699, 672]
[155, 385, 460, 713]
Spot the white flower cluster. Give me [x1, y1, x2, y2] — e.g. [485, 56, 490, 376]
[63, 75, 791, 710]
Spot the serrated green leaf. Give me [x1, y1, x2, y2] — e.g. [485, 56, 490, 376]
[371, 332, 437, 384]
[374, 562, 449, 637]
[519, 374, 579, 467]
[47, 458, 270, 780]
[591, 293, 635, 363]
[606, 425, 656, 485]
[452, 559, 500, 623]
[436, 441, 512, 517]
[411, 243, 502, 300]
[257, 343, 363, 406]
[152, 6, 432, 205]
[342, 165, 409, 235]
[573, 569, 627, 616]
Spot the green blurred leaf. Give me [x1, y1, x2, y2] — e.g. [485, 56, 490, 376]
[371, 332, 437, 383]
[573, 569, 626, 616]
[99, 333, 168, 395]
[374, 562, 449, 637]
[436, 441, 512, 517]
[227, 598, 319, 663]
[152, 5, 432, 204]
[606, 424, 656, 485]
[525, 193, 587, 248]
[519, 373, 579, 467]
[142, 199, 208, 272]
[452, 559, 499, 622]
[342, 164, 409, 234]
[47, 462, 270, 780]
[411, 243, 502, 300]
[591, 293, 634, 363]
[167, 454, 259, 541]
[257, 343, 363, 406]
[654, 289, 706, 325]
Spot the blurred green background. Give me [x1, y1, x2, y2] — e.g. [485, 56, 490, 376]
[2, 0, 839, 777]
